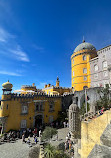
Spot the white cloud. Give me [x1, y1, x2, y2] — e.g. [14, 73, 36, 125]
[0, 70, 22, 76]
[0, 27, 14, 42]
[0, 27, 29, 62]
[10, 45, 30, 62]
[32, 44, 44, 51]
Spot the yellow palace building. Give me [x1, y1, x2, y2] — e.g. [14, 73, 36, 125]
[0, 80, 62, 132]
[71, 40, 97, 91]
[0, 78, 71, 132]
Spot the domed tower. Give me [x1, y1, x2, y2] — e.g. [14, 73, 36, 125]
[2, 80, 13, 95]
[71, 40, 97, 91]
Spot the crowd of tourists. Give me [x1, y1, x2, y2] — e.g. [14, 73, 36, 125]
[0, 127, 42, 146]
[65, 132, 74, 157]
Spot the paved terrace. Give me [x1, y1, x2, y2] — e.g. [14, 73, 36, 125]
[0, 128, 69, 158]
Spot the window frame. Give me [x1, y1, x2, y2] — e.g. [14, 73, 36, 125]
[83, 68, 87, 74]
[83, 55, 86, 61]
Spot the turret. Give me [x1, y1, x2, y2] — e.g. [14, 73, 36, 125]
[56, 77, 60, 87]
[2, 80, 13, 95]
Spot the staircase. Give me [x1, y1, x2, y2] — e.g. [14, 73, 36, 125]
[88, 123, 111, 158]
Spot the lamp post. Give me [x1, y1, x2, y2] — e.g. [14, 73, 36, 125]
[85, 88, 87, 114]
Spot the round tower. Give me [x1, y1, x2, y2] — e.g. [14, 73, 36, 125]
[71, 40, 97, 91]
[2, 80, 13, 95]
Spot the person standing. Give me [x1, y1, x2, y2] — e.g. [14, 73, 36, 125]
[22, 134, 25, 143]
[39, 130, 41, 138]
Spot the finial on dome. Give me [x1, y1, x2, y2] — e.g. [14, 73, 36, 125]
[82, 36, 85, 43]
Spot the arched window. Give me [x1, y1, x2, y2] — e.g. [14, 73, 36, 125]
[83, 55, 86, 61]
[102, 61, 107, 69]
[94, 65, 98, 71]
[83, 68, 87, 74]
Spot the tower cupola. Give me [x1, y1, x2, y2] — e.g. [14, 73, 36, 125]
[2, 80, 13, 94]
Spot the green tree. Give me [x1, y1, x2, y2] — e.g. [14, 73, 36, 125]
[41, 127, 57, 142]
[44, 144, 55, 158]
[44, 143, 70, 158]
[97, 84, 111, 109]
[54, 150, 70, 158]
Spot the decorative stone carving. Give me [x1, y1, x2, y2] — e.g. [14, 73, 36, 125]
[69, 96, 80, 138]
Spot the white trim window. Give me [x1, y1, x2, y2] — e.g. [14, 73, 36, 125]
[94, 65, 98, 71]
[83, 68, 87, 74]
[72, 59, 74, 64]
[83, 55, 86, 61]
[49, 116, 53, 123]
[21, 120, 27, 128]
[22, 106, 28, 114]
[73, 71, 74, 76]
[102, 61, 107, 69]
[84, 76, 87, 81]
[104, 71, 108, 77]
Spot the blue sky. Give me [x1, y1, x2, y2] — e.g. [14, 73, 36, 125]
[0, 0, 111, 97]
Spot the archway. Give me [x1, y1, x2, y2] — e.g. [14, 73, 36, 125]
[35, 115, 43, 128]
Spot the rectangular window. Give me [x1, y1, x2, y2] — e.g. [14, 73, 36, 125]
[84, 76, 87, 81]
[83, 68, 87, 74]
[40, 103, 43, 111]
[104, 71, 108, 77]
[73, 78, 74, 83]
[22, 106, 28, 114]
[49, 116, 53, 123]
[73, 59, 74, 64]
[73, 71, 74, 76]
[21, 120, 27, 128]
[102, 61, 107, 69]
[49, 102, 54, 111]
[36, 104, 39, 111]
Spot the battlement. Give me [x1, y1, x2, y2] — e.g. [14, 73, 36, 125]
[11, 93, 61, 99]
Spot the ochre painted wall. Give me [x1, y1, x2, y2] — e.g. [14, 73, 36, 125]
[0, 94, 61, 132]
[79, 110, 111, 158]
[42, 87, 71, 95]
[71, 49, 97, 91]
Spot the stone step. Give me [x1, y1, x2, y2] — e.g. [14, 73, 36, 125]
[88, 144, 111, 158]
[100, 124, 111, 147]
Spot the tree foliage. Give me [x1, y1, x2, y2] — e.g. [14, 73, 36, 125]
[44, 143, 70, 158]
[41, 127, 57, 141]
[97, 84, 111, 109]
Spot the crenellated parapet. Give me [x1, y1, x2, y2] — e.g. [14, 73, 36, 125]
[11, 92, 61, 99]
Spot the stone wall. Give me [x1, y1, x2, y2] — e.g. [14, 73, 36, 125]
[79, 109, 111, 158]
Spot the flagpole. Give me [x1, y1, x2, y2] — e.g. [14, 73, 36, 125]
[85, 88, 87, 113]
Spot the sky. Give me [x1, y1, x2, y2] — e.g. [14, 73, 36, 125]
[0, 0, 111, 97]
